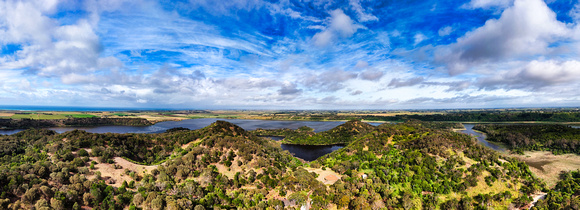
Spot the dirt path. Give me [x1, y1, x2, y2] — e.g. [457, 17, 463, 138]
[527, 193, 547, 209]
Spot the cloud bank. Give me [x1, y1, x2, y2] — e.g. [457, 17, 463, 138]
[0, 0, 579, 109]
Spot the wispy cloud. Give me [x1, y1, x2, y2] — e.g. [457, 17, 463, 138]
[0, 0, 579, 109]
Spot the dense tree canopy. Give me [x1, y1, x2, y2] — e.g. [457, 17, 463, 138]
[474, 124, 580, 154]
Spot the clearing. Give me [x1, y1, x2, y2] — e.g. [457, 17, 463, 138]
[305, 167, 342, 185]
[88, 156, 159, 188]
[508, 151, 580, 187]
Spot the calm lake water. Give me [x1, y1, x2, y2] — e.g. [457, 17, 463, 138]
[259, 135, 344, 161]
[280, 144, 344, 161]
[458, 124, 506, 152]
[0, 129, 23, 135]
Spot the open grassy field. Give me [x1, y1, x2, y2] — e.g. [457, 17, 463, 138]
[65, 114, 97, 118]
[508, 151, 580, 187]
[9, 113, 68, 119]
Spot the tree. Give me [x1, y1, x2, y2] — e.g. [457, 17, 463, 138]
[34, 199, 51, 210]
[72, 202, 80, 210]
[133, 193, 144, 206]
[22, 188, 39, 204]
[51, 198, 65, 210]
[78, 149, 89, 157]
[338, 195, 350, 208]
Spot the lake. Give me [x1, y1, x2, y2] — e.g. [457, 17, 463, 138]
[458, 124, 507, 152]
[259, 135, 345, 161]
[280, 144, 344, 161]
[0, 129, 23, 135]
[2, 118, 379, 161]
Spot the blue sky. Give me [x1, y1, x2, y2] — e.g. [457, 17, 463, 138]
[1, 0, 580, 109]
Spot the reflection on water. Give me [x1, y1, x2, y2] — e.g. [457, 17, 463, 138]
[571, 126, 580, 129]
[281, 144, 344, 161]
[0, 129, 23, 135]
[459, 124, 506, 152]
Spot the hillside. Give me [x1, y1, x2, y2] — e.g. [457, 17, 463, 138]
[0, 120, 549, 209]
[313, 122, 544, 209]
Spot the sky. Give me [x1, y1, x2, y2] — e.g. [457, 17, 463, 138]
[1, 0, 580, 110]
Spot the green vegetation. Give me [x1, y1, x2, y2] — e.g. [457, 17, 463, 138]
[111, 113, 131, 117]
[7, 113, 68, 120]
[0, 120, 547, 209]
[254, 119, 376, 145]
[534, 170, 580, 209]
[194, 109, 580, 123]
[253, 120, 462, 145]
[375, 111, 580, 122]
[65, 114, 97, 118]
[474, 124, 580, 154]
[0, 117, 152, 129]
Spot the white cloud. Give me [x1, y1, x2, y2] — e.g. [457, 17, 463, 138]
[438, 26, 453, 36]
[388, 77, 425, 88]
[312, 30, 335, 47]
[349, 0, 378, 22]
[0, 0, 56, 45]
[355, 61, 384, 81]
[414, 33, 428, 45]
[312, 9, 363, 47]
[436, 0, 570, 75]
[0, 0, 124, 82]
[302, 69, 358, 92]
[278, 82, 302, 95]
[461, 0, 513, 9]
[478, 60, 580, 90]
[570, 2, 580, 21]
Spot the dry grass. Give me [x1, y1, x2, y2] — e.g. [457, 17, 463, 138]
[180, 139, 201, 149]
[440, 166, 521, 206]
[211, 156, 246, 179]
[304, 167, 342, 185]
[136, 114, 187, 123]
[465, 171, 514, 197]
[508, 151, 580, 187]
[0, 113, 14, 117]
[88, 157, 159, 187]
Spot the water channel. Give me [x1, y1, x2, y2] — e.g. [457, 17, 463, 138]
[457, 124, 507, 152]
